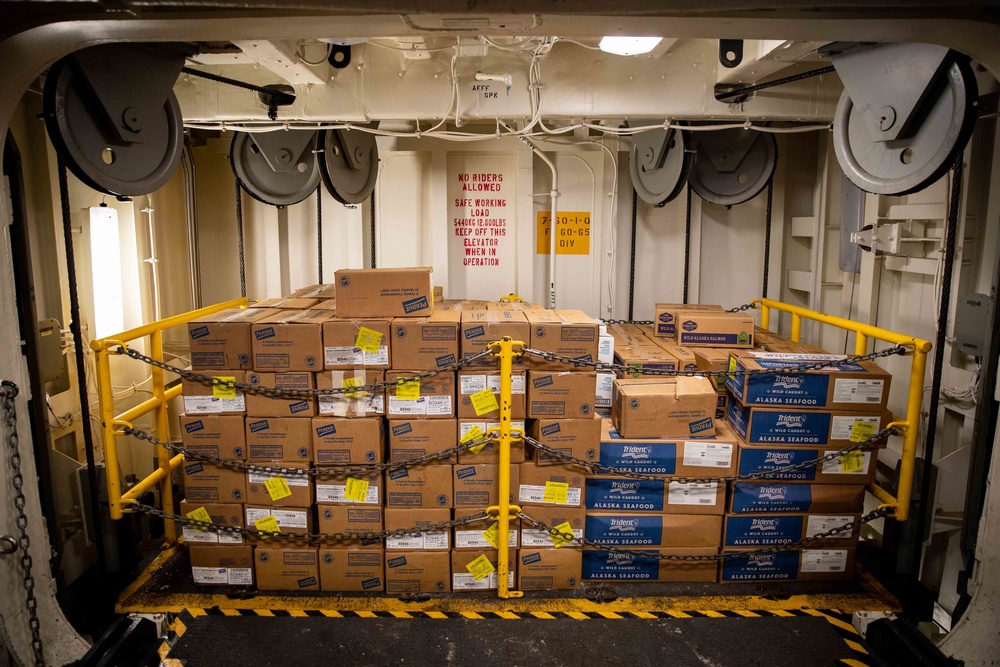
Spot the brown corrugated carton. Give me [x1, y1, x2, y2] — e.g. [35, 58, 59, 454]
[322, 318, 392, 369]
[317, 506, 383, 550]
[385, 464, 454, 508]
[727, 397, 893, 448]
[735, 438, 878, 484]
[723, 512, 861, 548]
[183, 461, 246, 503]
[384, 508, 451, 550]
[459, 310, 530, 367]
[607, 324, 651, 349]
[244, 505, 313, 539]
[519, 505, 586, 548]
[385, 551, 450, 593]
[333, 267, 433, 318]
[385, 371, 455, 419]
[595, 418, 739, 478]
[319, 549, 384, 592]
[245, 417, 313, 463]
[670, 310, 754, 348]
[729, 483, 867, 514]
[315, 369, 384, 417]
[613, 345, 678, 373]
[529, 416, 601, 465]
[583, 548, 718, 582]
[456, 419, 526, 464]
[453, 512, 520, 550]
[249, 297, 320, 310]
[585, 477, 725, 514]
[254, 547, 319, 591]
[644, 338, 699, 372]
[182, 370, 247, 415]
[720, 548, 856, 582]
[524, 310, 599, 370]
[693, 347, 740, 391]
[453, 464, 519, 508]
[487, 301, 544, 311]
[390, 311, 461, 370]
[251, 310, 332, 372]
[518, 549, 582, 590]
[180, 415, 247, 461]
[517, 462, 585, 508]
[653, 303, 722, 337]
[611, 377, 716, 439]
[246, 463, 313, 506]
[457, 370, 526, 419]
[315, 469, 382, 505]
[451, 549, 516, 591]
[189, 545, 254, 586]
[288, 283, 337, 299]
[526, 371, 596, 419]
[312, 417, 384, 466]
[244, 371, 316, 418]
[584, 512, 723, 547]
[433, 286, 444, 301]
[389, 419, 458, 465]
[188, 308, 276, 370]
[179, 501, 245, 545]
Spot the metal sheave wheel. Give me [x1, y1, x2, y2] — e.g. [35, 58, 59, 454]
[629, 126, 691, 205]
[319, 128, 379, 205]
[689, 128, 777, 207]
[230, 130, 322, 207]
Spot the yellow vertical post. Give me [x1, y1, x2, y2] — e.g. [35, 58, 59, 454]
[760, 305, 771, 331]
[791, 314, 802, 342]
[150, 330, 176, 542]
[95, 347, 125, 520]
[855, 333, 869, 356]
[894, 346, 928, 522]
[494, 337, 523, 599]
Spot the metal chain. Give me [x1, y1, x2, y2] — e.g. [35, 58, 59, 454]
[181, 67, 294, 120]
[727, 302, 759, 313]
[524, 426, 895, 483]
[1, 381, 45, 666]
[131, 503, 489, 543]
[235, 176, 247, 298]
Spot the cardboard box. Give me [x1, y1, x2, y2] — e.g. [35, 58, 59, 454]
[317, 506, 383, 549]
[524, 310, 599, 370]
[595, 418, 739, 477]
[433, 285, 444, 301]
[716, 391, 729, 420]
[459, 310, 530, 368]
[730, 483, 867, 514]
[607, 324, 650, 349]
[244, 505, 313, 538]
[693, 348, 739, 391]
[451, 549, 515, 591]
[315, 469, 382, 505]
[189, 545, 254, 586]
[322, 318, 392, 369]
[389, 420, 458, 465]
[585, 478, 724, 514]
[182, 371, 247, 415]
[726, 352, 893, 412]
[613, 346, 677, 373]
[518, 549, 581, 590]
[250, 297, 320, 310]
[454, 512, 519, 550]
[671, 310, 754, 347]
[391, 311, 461, 370]
[384, 508, 451, 550]
[288, 283, 337, 299]
[582, 548, 718, 582]
[246, 464, 313, 506]
[736, 440, 878, 484]
[457, 420, 525, 464]
[527, 371, 597, 419]
[584, 512, 722, 547]
[517, 462, 585, 508]
[385, 371, 455, 419]
[312, 417, 385, 466]
[385, 551, 450, 593]
[487, 301, 544, 311]
[723, 513, 861, 548]
[313, 299, 337, 311]
[454, 464, 519, 508]
[596, 372, 614, 413]
[179, 501, 245, 545]
[319, 549, 384, 592]
[519, 505, 586, 548]
[728, 398, 893, 448]
[180, 415, 247, 461]
[653, 303, 722, 337]
[720, 548, 856, 582]
[529, 416, 601, 465]
[334, 267, 433, 318]
[183, 461, 246, 503]
[251, 310, 332, 372]
[611, 377, 717, 439]
[254, 547, 319, 591]
[245, 418, 313, 463]
[645, 340, 699, 372]
[244, 372, 316, 418]
[189, 308, 276, 370]
[457, 370, 525, 419]
[385, 464, 454, 508]
[315, 370, 384, 417]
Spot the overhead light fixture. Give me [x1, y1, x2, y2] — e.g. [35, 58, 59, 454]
[599, 36, 662, 56]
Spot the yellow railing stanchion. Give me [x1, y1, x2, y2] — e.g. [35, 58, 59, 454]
[895, 345, 928, 522]
[855, 333, 869, 356]
[760, 304, 771, 331]
[150, 330, 176, 542]
[791, 314, 802, 342]
[96, 346, 125, 520]
[493, 337, 524, 599]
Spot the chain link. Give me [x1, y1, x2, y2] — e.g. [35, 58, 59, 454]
[518, 506, 892, 562]
[727, 302, 759, 313]
[2, 381, 45, 666]
[602, 303, 757, 325]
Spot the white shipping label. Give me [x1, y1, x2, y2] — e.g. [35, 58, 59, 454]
[459, 421, 524, 440]
[369, 395, 385, 413]
[248, 472, 310, 486]
[426, 396, 453, 415]
[833, 378, 885, 405]
[363, 346, 389, 365]
[806, 515, 854, 539]
[389, 396, 428, 416]
[315, 484, 380, 504]
[455, 529, 518, 549]
[228, 568, 253, 586]
[595, 373, 614, 408]
[191, 566, 230, 585]
[800, 549, 849, 573]
[830, 415, 882, 440]
[667, 482, 718, 506]
[821, 451, 871, 475]
[324, 346, 363, 366]
[385, 531, 449, 550]
[487, 374, 526, 395]
[599, 335, 614, 364]
[521, 527, 583, 547]
[682, 442, 734, 468]
[183, 394, 245, 414]
[751, 352, 847, 362]
[460, 375, 487, 394]
[518, 484, 582, 506]
[452, 571, 514, 591]
[245, 507, 309, 528]
[183, 526, 220, 544]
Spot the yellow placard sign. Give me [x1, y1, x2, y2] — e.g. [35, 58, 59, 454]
[849, 421, 878, 443]
[355, 327, 383, 354]
[462, 425, 490, 454]
[466, 554, 496, 581]
[396, 379, 420, 401]
[536, 211, 591, 255]
[254, 515, 281, 537]
[482, 521, 501, 549]
[186, 506, 213, 532]
[543, 481, 569, 504]
[264, 476, 292, 501]
[550, 521, 575, 548]
[840, 451, 865, 473]
[344, 477, 370, 502]
[470, 388, 499, 416]
[213, 376, 237, 399]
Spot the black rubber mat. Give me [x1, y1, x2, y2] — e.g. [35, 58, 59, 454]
[168, 615, 857, 666]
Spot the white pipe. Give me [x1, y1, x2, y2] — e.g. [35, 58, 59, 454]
[521, 135, 558, 308]
[142, 196, 161, 322]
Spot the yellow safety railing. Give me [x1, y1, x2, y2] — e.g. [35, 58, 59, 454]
[756, 297, 931, 522]
[91, 297, 249, 541]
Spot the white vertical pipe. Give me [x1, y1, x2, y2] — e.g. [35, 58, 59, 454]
[519, 135, 558, 308]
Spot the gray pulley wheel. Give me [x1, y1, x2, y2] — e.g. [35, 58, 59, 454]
[689, 129, 777, 206]
[319, 128, 379, 205]
[833, 59, 977, 196]
[230, 131, 321, 207]
[629, 127, 691, 205]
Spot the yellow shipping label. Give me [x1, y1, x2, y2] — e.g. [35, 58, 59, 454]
[343, 376, 360, 399]
[254, 515, 281, 537]
[355, 327, 383, 354]
[543, 481, 569, 504]
[728, 357, 737, 373]
[470, 388, 499, 416]
[213, 376, 237, 399]
[264, 476, 292, 501]
[344, 477, 370, 502]
[186, 506, 213, 532]
[396, 379, 420, 401]
[849, 421, 878, 443]
[840, 451, 865, 473]
[550, 521, 575, 548]
[466, 554, 496, 581]
[461, 425, 488, 453]
[482, 522, 501, 549]
[536, 211, 591, 255]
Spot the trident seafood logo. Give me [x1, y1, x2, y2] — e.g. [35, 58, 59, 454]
[620, 445, 652, 460]
[748, 553, 776, 567]
[776, 414, 807, 427]
[608, 481, 639, 496]
[607, 552, 635, 564]
[773, 375, 804, 390]
[749, 518, 780, 532]
[608, 518, 639, 533]
[764, 451, 794, 465]
[758, 486, 788, 500]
